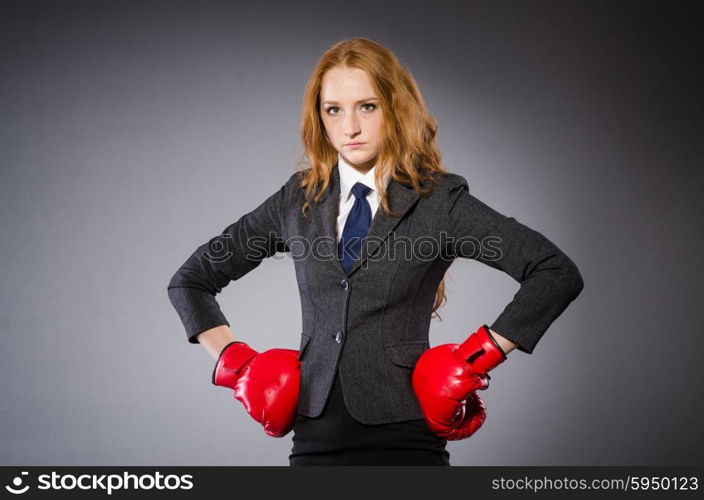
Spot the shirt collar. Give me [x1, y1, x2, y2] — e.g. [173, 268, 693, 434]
[338, 153, 391, 202]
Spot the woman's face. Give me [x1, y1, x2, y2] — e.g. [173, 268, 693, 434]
[319, 65, 384, 174]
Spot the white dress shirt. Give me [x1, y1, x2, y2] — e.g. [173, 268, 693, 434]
[336, 154, 391, 243]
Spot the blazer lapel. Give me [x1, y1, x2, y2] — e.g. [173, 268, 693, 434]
[310, 162, 421, 277]
[310, 165, 344, 275]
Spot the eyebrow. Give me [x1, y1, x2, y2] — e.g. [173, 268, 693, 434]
[321, 97, 380, 105]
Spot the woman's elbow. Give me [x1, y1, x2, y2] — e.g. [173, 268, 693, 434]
[563, 258, 585, 301]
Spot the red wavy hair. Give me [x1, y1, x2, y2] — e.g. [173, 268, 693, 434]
[295, 37, 449, 319]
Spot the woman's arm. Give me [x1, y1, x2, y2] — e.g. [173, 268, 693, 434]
[489, 328, 517, 355]
[197, 324, 236, 359]
[167, 176, 293, 345]
[445, 173, 584, 354]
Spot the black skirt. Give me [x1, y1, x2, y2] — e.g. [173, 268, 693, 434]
[289, 368, 451, 466]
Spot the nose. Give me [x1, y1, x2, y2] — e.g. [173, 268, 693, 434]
[343, 112, 361, 138]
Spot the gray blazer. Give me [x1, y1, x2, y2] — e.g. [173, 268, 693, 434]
[167, 163, 584, 425]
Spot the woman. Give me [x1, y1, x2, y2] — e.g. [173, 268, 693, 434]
[167, 37, 584, 466]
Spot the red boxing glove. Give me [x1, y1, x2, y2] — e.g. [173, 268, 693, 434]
[212, 341, 300, 438]
[412, 325, 506, 440]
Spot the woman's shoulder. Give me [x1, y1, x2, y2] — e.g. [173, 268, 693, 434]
[276, 167, 310, 195]
[283, 167, 310, 185]
[435, 170, 469, 186]
[279, 167, 317, 205]
[419, 169, 470, 196]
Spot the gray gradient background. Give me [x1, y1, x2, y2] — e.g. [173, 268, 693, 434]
[1, 0, 702, 466]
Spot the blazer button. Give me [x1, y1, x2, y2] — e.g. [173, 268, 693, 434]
[333, 331, 343, 343]
[339, 278, 349, 290]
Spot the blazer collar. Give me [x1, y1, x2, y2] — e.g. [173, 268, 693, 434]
[311, 161, 421, 277]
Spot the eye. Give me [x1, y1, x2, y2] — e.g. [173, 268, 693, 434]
[323, 103, 377, 115]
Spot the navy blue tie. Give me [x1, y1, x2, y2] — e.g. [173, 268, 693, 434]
[338, 182, 372, 274]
